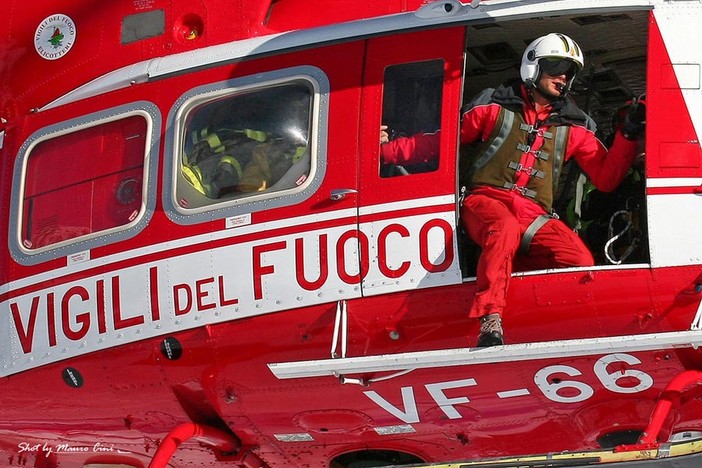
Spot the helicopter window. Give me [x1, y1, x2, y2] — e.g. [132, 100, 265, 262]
[175, 82, 313, 209]
[19, 114, 149, 252]
[380, 60, 443, 177]
[19, 115, 148, 251]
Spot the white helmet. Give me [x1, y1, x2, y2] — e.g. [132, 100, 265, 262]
[520, 33, 584, 93]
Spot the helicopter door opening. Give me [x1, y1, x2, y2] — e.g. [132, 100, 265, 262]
[459, 9, 650, 276]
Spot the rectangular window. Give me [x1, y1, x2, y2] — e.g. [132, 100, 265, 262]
[380, 60, 443, 177]
[21, 115, 147, 250]
[176, 82, 313, 209]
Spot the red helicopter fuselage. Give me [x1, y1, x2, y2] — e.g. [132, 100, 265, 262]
[3, 1, 702, 467]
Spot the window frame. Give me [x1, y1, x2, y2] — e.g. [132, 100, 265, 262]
[9, 101, 161, 265]
[163, 66, 329, 224]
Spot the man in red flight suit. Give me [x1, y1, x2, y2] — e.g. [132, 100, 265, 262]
[380, 33, 644, 347]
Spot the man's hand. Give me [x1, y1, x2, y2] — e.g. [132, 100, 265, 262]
[380, 125, 390, 144]
[622, 96, 646, 140]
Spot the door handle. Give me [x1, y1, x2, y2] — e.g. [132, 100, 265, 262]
[330, 188, 358, 201]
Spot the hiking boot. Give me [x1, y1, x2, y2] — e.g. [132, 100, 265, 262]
[477, 313, 504, 347]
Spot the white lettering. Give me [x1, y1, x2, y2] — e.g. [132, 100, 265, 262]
[17, 442, 40, 453]
[362, 353, 656, 425]
[534, 365, 595, 403]
[594, 353, 654, 394]
[364, 387, 420, 424]
[425, 378, 477, 420]
[56, 444, 89, 452]
[93, 442, 114, 452]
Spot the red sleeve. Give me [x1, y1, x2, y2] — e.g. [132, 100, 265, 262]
[379, 103, 500, 165]
[459, 103, 500, 144]
[380, 131, 440, 165]
[568, 127, 638, 193]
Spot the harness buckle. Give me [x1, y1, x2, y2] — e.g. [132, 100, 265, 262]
[503, 182, 537, 199]
[508, 161, 546, 179]
[520, 123, 536, 134]
[516, 143, 531, 153]
[508, 161, 523, 172]
[533, 150, 550, 161]
[519, 123, 553, 139]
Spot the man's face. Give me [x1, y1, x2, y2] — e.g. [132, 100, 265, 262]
[537, 58, 577, 98]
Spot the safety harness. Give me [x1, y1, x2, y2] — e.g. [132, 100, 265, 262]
[460, 81, 597, 255]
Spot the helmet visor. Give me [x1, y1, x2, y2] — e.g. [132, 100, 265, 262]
[539, 58, 577, 78]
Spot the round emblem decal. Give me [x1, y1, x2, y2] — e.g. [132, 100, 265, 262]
[34, 14, 77, 60]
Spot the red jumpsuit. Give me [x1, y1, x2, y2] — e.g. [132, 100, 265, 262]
[381, 81, 637, 319]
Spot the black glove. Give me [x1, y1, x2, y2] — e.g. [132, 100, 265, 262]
[622, 96, 646, 140]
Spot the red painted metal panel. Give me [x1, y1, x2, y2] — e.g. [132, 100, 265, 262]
[646, 14, 702, 179]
